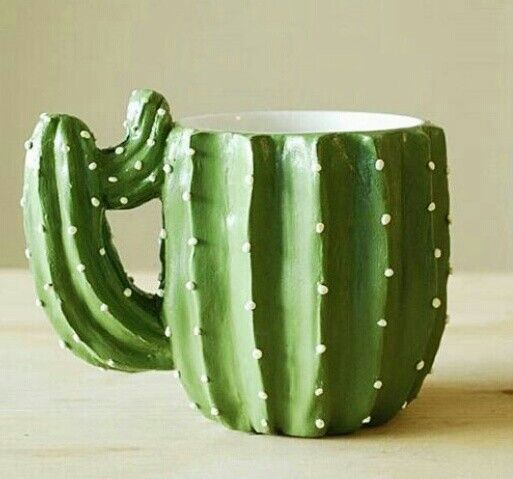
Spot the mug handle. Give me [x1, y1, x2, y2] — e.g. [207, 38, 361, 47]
[22, 89, 174, 372]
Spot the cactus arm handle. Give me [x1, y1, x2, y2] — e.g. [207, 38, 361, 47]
[22, 89, 173, 372]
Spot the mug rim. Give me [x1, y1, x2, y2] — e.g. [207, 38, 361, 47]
[177, 110, 426, 135]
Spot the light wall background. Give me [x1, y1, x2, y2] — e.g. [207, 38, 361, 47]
[2, 0, 512, 272]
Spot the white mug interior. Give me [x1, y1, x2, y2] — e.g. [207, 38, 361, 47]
[178, 110, 425, 134]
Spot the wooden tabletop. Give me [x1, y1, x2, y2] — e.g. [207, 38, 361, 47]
[1, 270, 512, 478]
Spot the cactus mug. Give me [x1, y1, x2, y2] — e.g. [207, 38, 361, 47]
[23, 89, 450, 437]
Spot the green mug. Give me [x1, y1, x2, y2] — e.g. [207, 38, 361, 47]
[22, 89, 450, 437]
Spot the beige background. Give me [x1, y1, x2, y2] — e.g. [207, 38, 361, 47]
[2, 0, 513, 272]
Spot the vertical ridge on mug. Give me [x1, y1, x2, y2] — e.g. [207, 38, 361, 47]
[406, 126, 450, 402]
[274, 135, 325, 436]
[317, 133, 390, 433]
[367, 130, 433, 423]
[247, 135, 287, 434]
[162, 127, 212, 412]
[225, 133, 270, 432]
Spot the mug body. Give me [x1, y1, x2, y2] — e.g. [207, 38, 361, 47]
[162, 111, 450, 437]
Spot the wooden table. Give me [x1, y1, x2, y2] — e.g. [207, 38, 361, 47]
[1, 270, 512, 478]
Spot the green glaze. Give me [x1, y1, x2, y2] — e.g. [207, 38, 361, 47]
[23, 89, 450, 437]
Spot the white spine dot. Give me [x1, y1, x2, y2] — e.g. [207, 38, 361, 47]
[381, 213, 391, 225]
[315, 223, 325, 233]
[91, 197, 100, 207]
[384, 268, 394, 277]
[134, 160, 143, 170]
[200, 374, 209, 384]
[185, 280, 196, 291]
[80, 130, 91, 139]
[375, 159, 385, 171]
[311, 162, 322, 173]
[362, 416, 371, 424]
[100, 303, 109, 312]
[317, 283, 329, 295]
[123, 288, 132, 297]
[252, 348, 263, 360]
[120, 197, 128, 205]
[314, 387, 324, 396]
[416, 360, 425, 371]
[241, 242, 251, 253]
[115, 146, 124, 155]
[157, 108, 166, 116]
[146, 138, 155, 147]
[432, 297, 442, 309]
[61, 144, 70, 153]
[76, 264, 86, 273]
[427, 202, 436, 212]
[164, 326, 172, 338]
[373, 380, 383, 390]
[434, 248, 442, 258]
[68, 226, 77, 235]
[316, 344, 327, 355]
[193, 326, 201, 336]
[244, 300, 256, 311]
[210, 407, 219, 416]
[108, 176, 118, 183]
[401, 401, 408, 409]
[187, 237, 199, 246]
[258, 391, 268, 400]
[182, 191, 191, 202]
[99, 248, 106, 256]
[315, 419, 325, 429]
[88, 162, 97, 171]
[428, 161, 436, 171]
[377, 319, 387, 327]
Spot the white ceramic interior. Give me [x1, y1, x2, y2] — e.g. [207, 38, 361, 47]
[178, 110, 424, 134]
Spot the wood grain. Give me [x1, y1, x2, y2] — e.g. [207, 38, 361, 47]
[1, 270, 512, 478]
